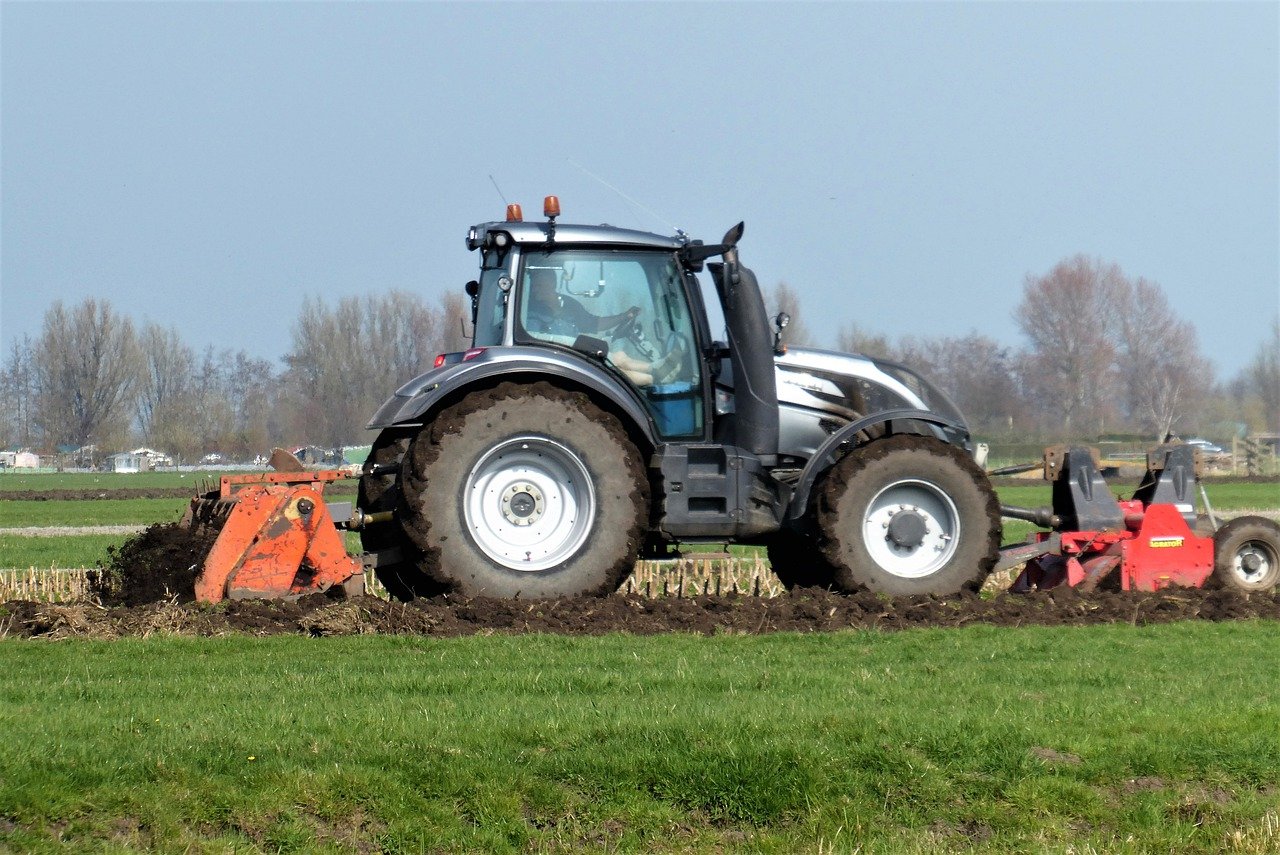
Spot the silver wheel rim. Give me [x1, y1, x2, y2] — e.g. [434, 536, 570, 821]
[862, 479, 960, 579]
[1229, 539, 1277, 587]
[463, 435, 595, 572]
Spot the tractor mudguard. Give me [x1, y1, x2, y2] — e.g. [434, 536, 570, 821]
[784, 407, 969, 522]
[366, 346, 658, 447]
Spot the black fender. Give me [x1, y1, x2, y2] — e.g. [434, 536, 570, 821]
[366, 348, 659, 450]
[785, 408, 969, 522]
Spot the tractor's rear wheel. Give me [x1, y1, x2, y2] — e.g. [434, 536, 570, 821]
[398, 381, 649, 598]
[1212, 516, 1280, 593]
[816, 434, 1000, 595]
[359, 429, 443, 601]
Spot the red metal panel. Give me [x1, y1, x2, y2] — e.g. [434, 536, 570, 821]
[1120, 504, 1213, 591]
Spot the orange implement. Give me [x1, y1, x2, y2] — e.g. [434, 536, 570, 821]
[189, 471, 365, 603]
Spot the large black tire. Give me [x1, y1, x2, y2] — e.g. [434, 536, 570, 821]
[765, 530, 837, 590]
[1212, 515, 1280, 593]
[816, 434, 1001, 595]
[398, 381, 649, 598]
[358, 429, 443, 601]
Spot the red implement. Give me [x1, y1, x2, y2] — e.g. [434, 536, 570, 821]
[1013, 501, 1214, 593]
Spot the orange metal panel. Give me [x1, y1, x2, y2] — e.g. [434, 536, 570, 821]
[193, 479, 361, 603]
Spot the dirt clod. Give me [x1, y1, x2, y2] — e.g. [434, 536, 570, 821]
[89, 523, 217, 607]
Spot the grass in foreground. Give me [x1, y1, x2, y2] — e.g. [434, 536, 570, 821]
[0, 622, 1277, 853]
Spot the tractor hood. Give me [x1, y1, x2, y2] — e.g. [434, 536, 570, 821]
[774, 347, 969, 429]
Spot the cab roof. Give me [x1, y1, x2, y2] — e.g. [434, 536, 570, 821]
[467, 220, 686, 252]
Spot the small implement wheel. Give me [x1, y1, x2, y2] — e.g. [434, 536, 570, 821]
[817, 434, 1000, 595]
[1213, 515, 1280, 593]
[399, 381, 649, 598]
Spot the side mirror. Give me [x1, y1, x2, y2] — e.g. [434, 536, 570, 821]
[773, 312, 790, 355]
[465, 280, 480, 325]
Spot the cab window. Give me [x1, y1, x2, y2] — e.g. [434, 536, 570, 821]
[516, 249, 704, 439]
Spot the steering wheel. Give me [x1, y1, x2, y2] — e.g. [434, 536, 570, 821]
[603, 306, 645, 348]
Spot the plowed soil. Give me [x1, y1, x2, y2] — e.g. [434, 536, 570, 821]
[2, 488, 197, 501]
[4, 586, 1278, 640]
[2, 523, 1277, 640]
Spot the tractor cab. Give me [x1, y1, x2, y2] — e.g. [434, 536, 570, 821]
[464, 198, 728, 444]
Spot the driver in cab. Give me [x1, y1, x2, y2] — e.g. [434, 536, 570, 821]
[524, 269, 684, 387]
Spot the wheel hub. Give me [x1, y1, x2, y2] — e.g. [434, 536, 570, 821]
[862, 481, 961, 579]
[463, 436, 596, 572]
[1234, 543, 1272, 583]
[886, 509, 928, 549]
[501, 483, 544, 526]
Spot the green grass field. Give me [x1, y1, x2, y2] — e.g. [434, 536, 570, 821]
[0, 498, 190, 527]
[0, 534, 130, 569]
[0, 471, 233, 491]
[1, 623, 1277, 853]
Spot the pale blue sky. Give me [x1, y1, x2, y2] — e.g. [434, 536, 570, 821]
[2, 1, 1277, 378]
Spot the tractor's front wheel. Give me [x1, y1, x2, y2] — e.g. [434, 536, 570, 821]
[817, 434, 1001, 595]
[398, 382, 649, 598]
[1213, 515, 1280, 593]
[765, 530, 837, 590]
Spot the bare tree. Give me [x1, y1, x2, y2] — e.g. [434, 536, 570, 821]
[0, 336, 37, 448]
[1113, 278, 1213, 440]
[899, 333, 1027, 436]
[439, 291, 472, 354]
[1014, 256, 1124, 436]
[282, 290, 458, 446]
[32, 299, 141, 448]
[1245, 318, 1280, 431]
[835, 322, 895, 360]
[137, 323, 195, 443]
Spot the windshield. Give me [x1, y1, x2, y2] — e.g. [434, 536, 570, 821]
[515, 248, 704, 438]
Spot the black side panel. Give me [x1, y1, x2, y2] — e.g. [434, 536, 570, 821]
[655, 445, 781, 539]
[1051, 446, 1125, 531]
[1132, 443, 1199, 525]
[708, 262, 778, 462]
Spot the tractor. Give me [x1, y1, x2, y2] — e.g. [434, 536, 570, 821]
[356, 197, 1002, 599]
[185, 198, 1278, 603]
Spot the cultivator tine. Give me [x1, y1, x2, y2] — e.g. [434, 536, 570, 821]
[184, 494, 238, 538]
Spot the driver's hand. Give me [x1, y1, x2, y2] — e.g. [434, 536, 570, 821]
[624, 306, 641, 321]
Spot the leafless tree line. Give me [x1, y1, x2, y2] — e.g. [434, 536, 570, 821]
[771, 258, 1276, 441]
[0, 291, 469, 460]
[0, 257, 1273, 460]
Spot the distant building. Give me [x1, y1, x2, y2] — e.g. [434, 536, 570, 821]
[1, 451, 39, 469]
[107, 451, 152, 473]
[131, 447, 174, 468]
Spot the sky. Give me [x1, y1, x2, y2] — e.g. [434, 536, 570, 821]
[2, 1, 1277, 380]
